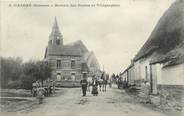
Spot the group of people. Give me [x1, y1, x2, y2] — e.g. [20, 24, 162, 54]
[80, 73, 112, 97]
[32, 80, 55, 104]
[111, 73, 129, 89]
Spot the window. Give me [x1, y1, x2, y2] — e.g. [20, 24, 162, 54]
[56, 60, 61, 68]
[56, 39, 60, 45]
[71, 60, 75, 69]
[56, 36, 60, 45]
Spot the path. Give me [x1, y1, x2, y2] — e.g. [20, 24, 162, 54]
[1, 86, 167, 116]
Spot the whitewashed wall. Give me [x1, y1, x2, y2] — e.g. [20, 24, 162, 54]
[161, 63, 184, 85]
[128, 66, 135, 85]
[134, 60, 141, 81]
[134, 57, 152, 82]
[121, 71, 127, 81]
[139, 57, 152, 81]
[151, 63, 162, 94]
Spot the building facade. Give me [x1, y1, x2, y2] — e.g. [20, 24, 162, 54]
[44, 18, 101, 86]
[121, 0, 184, 108]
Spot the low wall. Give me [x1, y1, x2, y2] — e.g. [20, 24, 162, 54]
[134, 79, 144, 86]
[157, 85, 184, 107]
[143, 84, 184, 111]
[55, 81, 81, 88]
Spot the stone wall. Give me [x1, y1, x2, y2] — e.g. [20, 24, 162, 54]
[134, 84, 184, 111]
[55, 80, 81, 87]
[156, 85, 184, 110]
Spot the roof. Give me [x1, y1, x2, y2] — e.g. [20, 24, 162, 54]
[81, 62, 90, 72]
[83, 52, 91, 62]
[85, 51, 100, 69]
[121, 63, 134, 75]
[47, 45, 82, 56]
[134, 0, 184, 66]
[46, 40, 89, 56]
[150, 44, 184, 66]
[66, 40, 89, 54]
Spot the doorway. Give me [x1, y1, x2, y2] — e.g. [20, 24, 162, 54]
[71, 73, 76, 81]
[150, 65, 153, 94]
[57, 73, 61, 81]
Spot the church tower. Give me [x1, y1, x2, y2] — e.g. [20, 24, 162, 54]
[49, 17, 63, 46]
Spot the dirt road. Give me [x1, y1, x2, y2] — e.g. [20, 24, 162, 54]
[1, 86, 168, 116]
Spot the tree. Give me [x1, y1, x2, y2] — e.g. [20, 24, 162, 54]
[22, 60, 52, 88]
[37, 61, 52, 86]
[0, 57, 23, 88]
[0, 57, 52, 89]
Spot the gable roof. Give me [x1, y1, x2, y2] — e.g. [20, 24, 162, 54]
[65, 40, 89, 54]
[47, 45, 82, 56]
[46, 40, 89, 56]
[84, 51, 100, 69]
[134, 0, 184, 66]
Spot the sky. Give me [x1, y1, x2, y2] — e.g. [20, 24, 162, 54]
[1, 0, 175, 74]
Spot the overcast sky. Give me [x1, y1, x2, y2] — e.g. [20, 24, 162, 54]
[1, 0, 175, 74]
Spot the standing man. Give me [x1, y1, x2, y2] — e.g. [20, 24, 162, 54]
[108, 78, 112, 88]
[117, 76, 122, 89]
[80, 77, 88, 96]
[32, 82, 37, 97]
[144, 81, 151, 103]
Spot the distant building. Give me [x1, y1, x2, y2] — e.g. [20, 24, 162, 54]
[44, 17, 101, 86]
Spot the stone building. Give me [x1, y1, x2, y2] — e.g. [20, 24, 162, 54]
[44, 17, 101, 86]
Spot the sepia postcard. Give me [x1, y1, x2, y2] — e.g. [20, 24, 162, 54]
[0, 0, 184, 116]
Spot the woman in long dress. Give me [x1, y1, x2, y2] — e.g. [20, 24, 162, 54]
[91, 78, 98, 96]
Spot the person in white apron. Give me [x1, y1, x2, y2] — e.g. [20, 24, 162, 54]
[91, 78, 98, 96]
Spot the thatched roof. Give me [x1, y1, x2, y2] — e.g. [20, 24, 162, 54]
[134, 0, 184, 66]
[121, 62, 134, 75]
